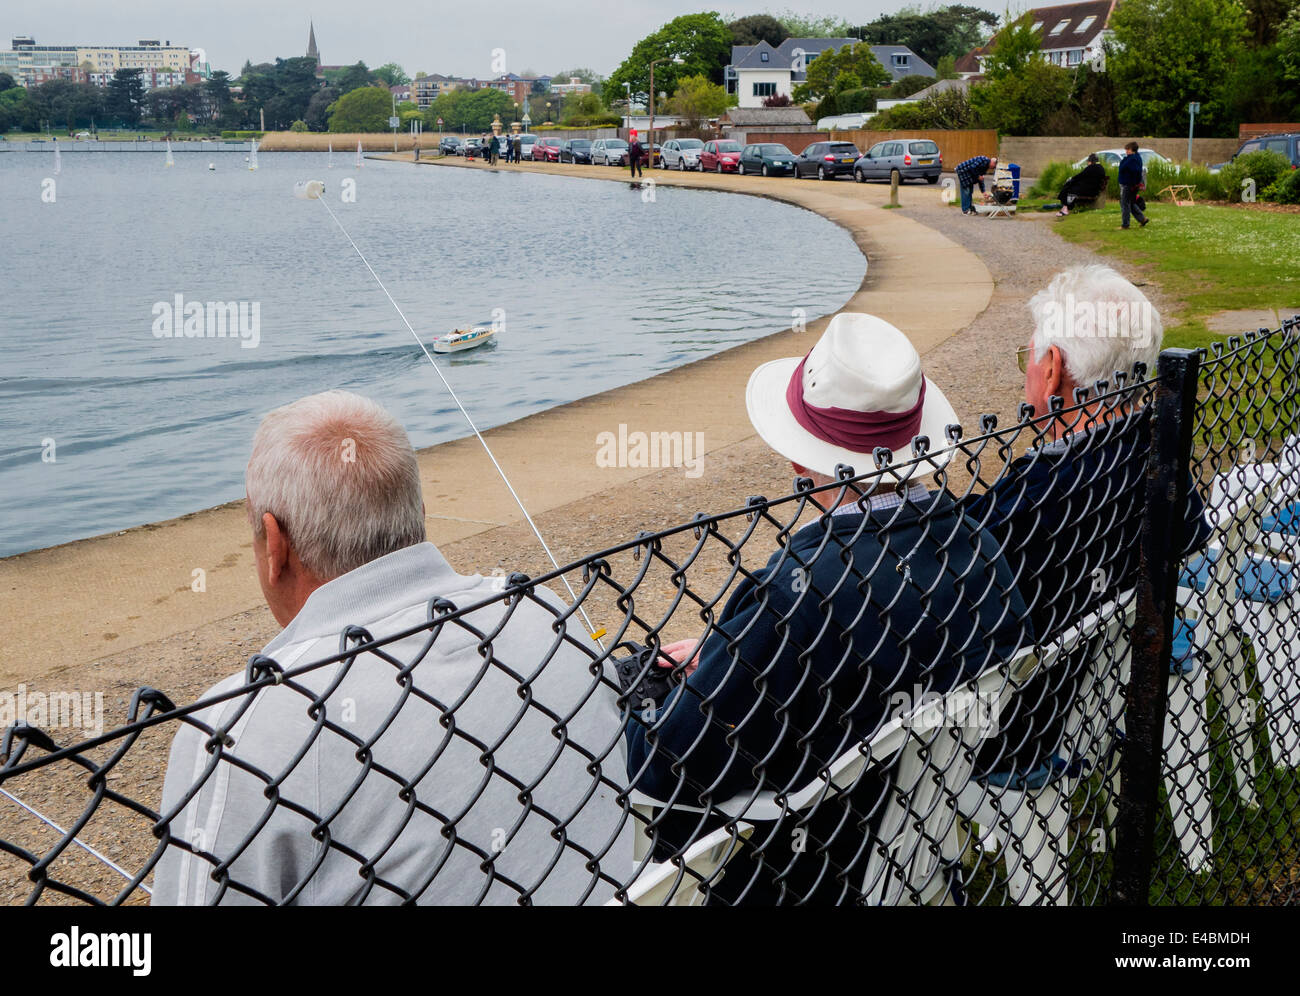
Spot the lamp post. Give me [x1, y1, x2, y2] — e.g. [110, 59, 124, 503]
[647, 56, 683, 169]
[623, 81, 631, 133]
[1186, 101, 1200, 163]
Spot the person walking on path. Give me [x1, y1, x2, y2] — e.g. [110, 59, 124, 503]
[629, 134, 644, 178]
[955, 154, 997, 215]
[1118, 142, 1149, 229]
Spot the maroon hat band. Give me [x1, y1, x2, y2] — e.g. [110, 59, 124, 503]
[785, 356, 926, 453]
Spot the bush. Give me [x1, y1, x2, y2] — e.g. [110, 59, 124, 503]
[889, 75, 935, 99]
[1219, 150, 1293, 203]
[289, 120, 308, 132]
[833, 87, 877, 114]
[221, 130, 265, 139]
[1263, 168, 1300, 204]
[1029, 160, 1075, 198]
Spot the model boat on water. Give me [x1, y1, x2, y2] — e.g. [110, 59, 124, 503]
[431, 324, 496, 354]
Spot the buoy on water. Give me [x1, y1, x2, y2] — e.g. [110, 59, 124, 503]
[293, 179, 326, 200]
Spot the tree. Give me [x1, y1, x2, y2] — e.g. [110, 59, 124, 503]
[205, 70, 234, 122]
[1109, 0, 1250, 137]
[870, 85, 982, 129]
[793, 43, 891, 103]
[971, 59, 1073, 134]
[857, 4, 998, 67]
[304, 87, 339, 131]
[336, 61, 376, 95]
[1281, 8, 1300, 80]
[327, 86, 392, 131]
[775, 10, 854, 37]
[0, 72, 16, 92]
[424, 86, 513, 131]
[664, 73, 730, 127]
[968, 14, 1073, 135]
[373, 63, 410, 87]
[891, 74, 936, 98]
[105, 68, 145, 126]
[606, 12, 733, 103]
[728, 14, 789, 47]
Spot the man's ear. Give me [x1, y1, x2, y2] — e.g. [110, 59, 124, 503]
[262, 512, 290, 586]
[1043, 344, 1066, 397]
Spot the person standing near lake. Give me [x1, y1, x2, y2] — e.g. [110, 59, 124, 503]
[489, 132, 500, 165]
[629, 134, 643, 178]
[955, 154, 997, 215]
[1118, 142, 1149, 229]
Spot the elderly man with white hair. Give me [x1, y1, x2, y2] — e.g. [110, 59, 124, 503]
[969, 264, 1211, 787]
[153, 390, 630, 905]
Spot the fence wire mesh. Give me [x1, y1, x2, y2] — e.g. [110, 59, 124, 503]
[1, 319, 1297, 905]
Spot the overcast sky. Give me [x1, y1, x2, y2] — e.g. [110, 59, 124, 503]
[6, 1, 1007, 77]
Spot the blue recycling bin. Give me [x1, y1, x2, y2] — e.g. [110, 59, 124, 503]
[1008, 162, 1021, 199]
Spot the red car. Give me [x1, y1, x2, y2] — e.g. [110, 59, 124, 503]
[531, 137, 561, 162]
[699, 140, 742, 173]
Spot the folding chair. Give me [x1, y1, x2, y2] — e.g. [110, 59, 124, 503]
[610, 824, 754, 906]
[628, 655, 1033, 905]
[979, 164, 1018, 219]
[956, 598, 1133, 904]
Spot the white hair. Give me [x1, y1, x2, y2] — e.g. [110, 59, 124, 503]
[246, 390, 426, 580]
[1028, 263, 1163, 390]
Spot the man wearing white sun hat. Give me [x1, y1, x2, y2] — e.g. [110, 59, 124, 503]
[624, 313, 1032, 905]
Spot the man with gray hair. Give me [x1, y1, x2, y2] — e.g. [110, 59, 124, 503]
[969, 264, 1210, 786]
[153, 390, 630, 904]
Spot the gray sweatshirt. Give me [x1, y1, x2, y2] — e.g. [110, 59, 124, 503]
[152, 543, 632, 905]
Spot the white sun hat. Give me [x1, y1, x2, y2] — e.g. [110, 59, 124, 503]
[745, 313, 959, 480]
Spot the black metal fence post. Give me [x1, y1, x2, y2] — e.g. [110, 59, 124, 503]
[1111, 347, 1201, 905]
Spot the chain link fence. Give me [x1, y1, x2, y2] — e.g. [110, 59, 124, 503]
[2, 319, 1297, 905]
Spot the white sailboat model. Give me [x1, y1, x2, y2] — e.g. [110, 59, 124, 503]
[53, 142, 62, 175]
[165, 139, 174, 167]
[356, 140, 363, 167]
[328, 141, 334, 168]
[248, 139, 259, 171]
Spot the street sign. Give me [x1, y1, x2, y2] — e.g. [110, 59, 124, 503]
[388, 116, 400, 128]
[436, 117, 444, 125]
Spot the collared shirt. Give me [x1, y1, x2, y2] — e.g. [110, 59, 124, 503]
[956, 155, 990, 188]
[153, 542, 631, 906]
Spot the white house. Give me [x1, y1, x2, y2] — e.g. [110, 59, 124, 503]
[955, 0, 1116, 78]
[726, 38, 935, 109]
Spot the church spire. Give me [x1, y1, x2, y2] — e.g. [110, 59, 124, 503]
[306, 21, 320, 65]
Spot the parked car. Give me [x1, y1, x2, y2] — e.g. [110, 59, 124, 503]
[439, 135, 463, 155]
[854, 139, 942, 184]
[514, 134, 538, 159]
[591, 138, 630, 165]
[560, 139, 593, 164]
[699, 140, 742, 172]
[794, 141, 862, 179]
[532, 137, 561, 162]
[660, 138, 704, 170]
[1072, 147, 1173, 171]
[1210, 133, 1300, 173]
[463, 138, 484, 159]
[738, 143, 798, 176]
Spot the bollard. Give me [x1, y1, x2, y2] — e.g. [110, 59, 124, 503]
[890, 170, 899, 207]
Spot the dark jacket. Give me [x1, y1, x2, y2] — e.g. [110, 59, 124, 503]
[967, 408, 1212, 781]
[628, 140, 643, 163]
[1118, 151, 1144, 187]
[624, 490, 1031, 902]
[1061, 161, 1107, 201]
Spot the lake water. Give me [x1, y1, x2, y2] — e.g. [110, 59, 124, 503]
[0, 149, 865, 557]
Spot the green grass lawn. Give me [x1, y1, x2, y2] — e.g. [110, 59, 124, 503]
[1053, 202, 1300, 350]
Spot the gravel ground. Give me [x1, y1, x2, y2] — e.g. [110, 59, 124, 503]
[2, 193, 1173, 905]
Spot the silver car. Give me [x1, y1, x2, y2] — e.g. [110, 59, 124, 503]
[591, 138, 630, 166]
[517, 134, 539, 159]
[660, 138, 703, 171]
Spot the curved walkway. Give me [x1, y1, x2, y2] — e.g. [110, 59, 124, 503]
[0, 154, 992, 682]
